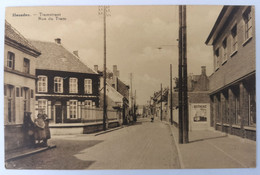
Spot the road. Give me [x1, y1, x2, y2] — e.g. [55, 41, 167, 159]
[6, 118, 180, 169]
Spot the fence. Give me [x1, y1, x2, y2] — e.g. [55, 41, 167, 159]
[81, 107, 120, 123]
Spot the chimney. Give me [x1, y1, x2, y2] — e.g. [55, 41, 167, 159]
[201, 66, 206, 75]
[113, 65, 118, 77]
[94, 65, 98, 72]
[54, 38, 61, 44]
[73, 50, 79, 57]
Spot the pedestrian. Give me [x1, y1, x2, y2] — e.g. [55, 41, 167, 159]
[34, 113, 46, 147]
[42, 114, 51, 147]
[23, 112, 35, 147]
[151, 115, 154, 122]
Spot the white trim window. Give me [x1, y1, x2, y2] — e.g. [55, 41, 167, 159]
[69, 78, 78, 93]
[84, 79, 92, 94]
[38, 75, 48, 92]
[222, 38, 227, 63]
[243, 7, 253, 40]
[231, 24, 238, 53]
[54, 77, 63, 93]
[38, 99, 47, 114]
[69, 100, 77, 119]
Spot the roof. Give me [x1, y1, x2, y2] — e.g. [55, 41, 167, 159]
[30, 40, 96, 74]
[5, 20, 41, 55]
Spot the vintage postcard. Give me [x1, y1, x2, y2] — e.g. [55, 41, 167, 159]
[1, 2, 258, 175]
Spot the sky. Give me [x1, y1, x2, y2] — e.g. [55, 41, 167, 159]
[5, 5, 222, 105]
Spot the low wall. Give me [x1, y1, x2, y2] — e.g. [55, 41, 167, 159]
[50, 120, 120, 135]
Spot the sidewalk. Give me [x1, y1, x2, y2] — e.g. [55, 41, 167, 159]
[168, 123, 256, 169]
[5, 125, 124, 162]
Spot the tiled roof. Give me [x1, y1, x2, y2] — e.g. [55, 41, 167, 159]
[5, 20, 41, 54]
[30, 40, 96, 74]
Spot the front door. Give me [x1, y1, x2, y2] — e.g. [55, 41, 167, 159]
[55, 105, 62, 123]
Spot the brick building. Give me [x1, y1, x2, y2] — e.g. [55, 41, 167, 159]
[4, 21, 41, 150]
[205, 6, 256, 140]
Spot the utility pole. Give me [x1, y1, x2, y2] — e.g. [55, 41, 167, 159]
[99, 6, 110, 131]
[178, 5, 189, 144]
[130, 73, 133, 122]
[160, 83, 163, 121]
[170, 64, 173, 125]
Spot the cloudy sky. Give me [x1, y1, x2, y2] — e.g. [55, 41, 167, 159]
[5, 5, 222, 105]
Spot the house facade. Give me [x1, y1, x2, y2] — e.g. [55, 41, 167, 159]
[4, 21, 41, 150]
[31, 39, 100, 124]
[167, 66, 210, 130]
[205, 6, 256, 140]
[94, 65, 130, 125]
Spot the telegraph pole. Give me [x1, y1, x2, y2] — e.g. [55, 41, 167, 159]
[99, 6, 110, 131]
[160, 83, 163, 121]
[178, 5, 189, 144]
[170, 64, 173, 125]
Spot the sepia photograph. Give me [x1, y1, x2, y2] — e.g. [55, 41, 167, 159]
[1, 1, 258, 174]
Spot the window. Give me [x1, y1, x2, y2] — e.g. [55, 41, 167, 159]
[243, 7, 253, 40]
[84, 79, 92, 94]
[22, 88, 30, 112]
[214, 48, 220, 70]
[222, 38, 227, 63]
[69, 100, 77, 119]
[54, 77, 63, 93]
[23, 58, 30, 73]
[7, 85, 15, 123]
[38, 99, 47, 114]
[16, 87, 20, 97]
[37, 76, 48, 92]
[248, 80, 256, 127]
[231, 25, 238, 53]
[233, 86, 241, 125]
[7, 52, 15, 69]
[31, 89, 34, 98]
[69, 78, 78, 93]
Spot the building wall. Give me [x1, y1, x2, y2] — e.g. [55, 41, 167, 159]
[208, 6, 256, 140]
[210, 6, 255, 93]
[4, 44, 37, 151]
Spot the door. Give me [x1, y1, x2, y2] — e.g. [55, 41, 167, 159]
[55, 105, 62, 123]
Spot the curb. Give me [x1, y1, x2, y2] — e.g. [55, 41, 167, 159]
[163, 121, 185, 169]
[94, 126, 124, 136]
[5, 145, 56, 162]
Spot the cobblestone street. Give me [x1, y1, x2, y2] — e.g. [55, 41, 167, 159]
[6, 118, 180, 170]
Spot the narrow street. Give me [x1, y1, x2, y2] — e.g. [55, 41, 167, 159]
[6, 118, 180, 169]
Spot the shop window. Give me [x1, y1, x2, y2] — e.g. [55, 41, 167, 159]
[233, 86, 241, 125]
